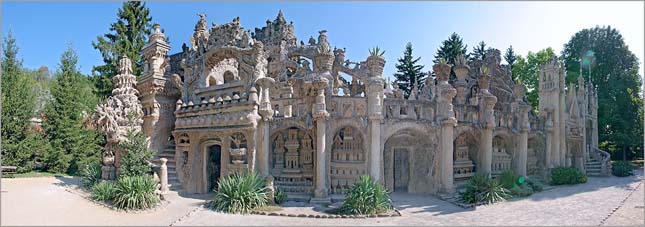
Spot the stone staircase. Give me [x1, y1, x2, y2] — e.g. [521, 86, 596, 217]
[585, 158, 604, 176]
[156, 145, 182, 191]
[586, 147, 612, 176]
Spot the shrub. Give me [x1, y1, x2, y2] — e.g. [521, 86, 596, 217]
[81, 162, 102, 188]
[509, 183, 534, 197]
[117, 130, 154, 178]
[612, 161, 634, 177]
[499, 170, 520, 189]
[91, 181, 116, 202]
[113, 176, 160, 210]
[339, 175, 392, 215]
[525, 177, 544, 192]
[551, 167, 587, 185]
[212, 171, 268, 214]
[460, 173, 510, 204]
[274, 188, 287, 204]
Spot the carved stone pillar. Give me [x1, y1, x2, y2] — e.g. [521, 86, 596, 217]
[311, 79, 330, 202]
[365, 77, 385, 182]
[480, 96, 497, 175]
[256, 79, 275, 178]
[545, 110, 554, 169]
[517, 105, 531, 176]
[434, 62, 457, 193]
[159, 158, 169, 193]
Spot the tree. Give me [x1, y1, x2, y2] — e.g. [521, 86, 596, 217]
[92, 1, 152, 98]
[117, 130, 154, 178]
[471, 41, 489, 61]
[43, 45, 103, 174]
[511, 47, 557, 110]
[561, 26, 643, 160]
[434, 32, 469, 65]
[1, 31, 41, 173]
[393, 42, 427, 98]
[504, 45, 517, 71]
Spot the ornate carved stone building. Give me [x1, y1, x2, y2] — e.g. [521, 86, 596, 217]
[115, 11, 611, 202]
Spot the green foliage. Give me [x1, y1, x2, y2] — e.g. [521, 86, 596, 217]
[369, 46, 385, 57]
[81, 162, 103, 188]
[117, 130, 154, 178]
[339, 175, 392, 215]
[504, 45, 517, 72]
[459, 173, 510, 204]
[509, 183, 534, 197]
[434, 32, 469, 65]
[274, 188, 287, 204]
[212, 171, 268, 214]
[511, 47, 557, 110]
[551, 167, 587, 185]
[91, 181, 117, 202]
[92, 1, 152, 98]
[1, 31, 41, 173]
[43, 45, 102, 175]
[562, 26, 643, 159]
[112, 176, 160, 210]
[498, 170, 520, 189]
[612, 161, 634, 177]
[525, 177, 544, 192]
[393, 42, 427, 99]
[471, 41, 490, 61]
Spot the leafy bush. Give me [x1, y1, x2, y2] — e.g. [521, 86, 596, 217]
[117, 130, 154, 178]
[612, 161, 634, 177]
[212, 171, 268, 214]
[274, 188, 287, 204]
[499, 170, 520, 189]
[81, 162, 102, 188]
[91, 181, 116, 202]
[460, 173, 510, 204]
[112, 176, 160, 210]
[509, 183, 534, 197]
[525, 177, 544, 192]
[551, 167, 587, 185]
[339, 175, 392, 215]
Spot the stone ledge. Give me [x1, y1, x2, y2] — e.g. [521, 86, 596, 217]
[249, 209, 401, 218]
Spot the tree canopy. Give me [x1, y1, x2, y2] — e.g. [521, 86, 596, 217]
[92, 1, 152, 99]
[561, 25, 643, 160]
[393, 42, 427, 98]
[511, 47, 557, 110]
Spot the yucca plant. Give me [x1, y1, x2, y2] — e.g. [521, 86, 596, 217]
[480, 179, 511, 203]
[81, 162, 103, 188]
[498, 170, 519, 189]
[460, 173, 510, 204]
[274, 188, 288, 204]
[339, 175, 392, 215]
[212, 171, 268, 214]
[369, 46, 385, 57]
[91, 181, 117, 202]
[112, 176, 160, 210]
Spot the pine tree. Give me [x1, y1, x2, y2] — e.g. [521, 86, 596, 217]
[118, 130, 154, 178]
[471, 41, 488, 61]
[43, 45, 103, 174]
[92, 1, 152, 98]
[1, 31, 40, 173]
[434, 32, 469, 65]
[504, 45, 517, 70]
[393, 43, 427, 98]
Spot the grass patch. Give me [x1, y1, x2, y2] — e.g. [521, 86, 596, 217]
[4, 171, 69, 178]
[252, 205, 282, 212]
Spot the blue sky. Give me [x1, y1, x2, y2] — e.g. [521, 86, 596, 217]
[2, 1, 644, 80]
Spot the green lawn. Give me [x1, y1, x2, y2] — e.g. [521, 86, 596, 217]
[2, 171, 70, 178]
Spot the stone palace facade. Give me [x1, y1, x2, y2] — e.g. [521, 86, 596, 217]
[98, 12, 611, 202]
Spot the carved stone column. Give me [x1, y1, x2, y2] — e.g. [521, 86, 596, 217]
[159, 158, 169, 193]
[256, 79, 275, 178]
[311, 79, 330, 202]
[434, 62, 457, 193]
[517, 105, 531, 176]
[478, 69, 497, 175]
[365, 77, 385, 182]
[544, 110, 554, 168]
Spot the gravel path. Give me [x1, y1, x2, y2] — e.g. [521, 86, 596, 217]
[2, 170, 643, 226]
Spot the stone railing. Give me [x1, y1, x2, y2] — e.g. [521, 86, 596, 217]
[383, 99, 435, 121]
[591, 147, 612, 176]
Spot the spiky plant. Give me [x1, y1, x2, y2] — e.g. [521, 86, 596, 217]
[112, 176, 160, 210]
[369, 46, 385, 57]
[81, 162, 103, 188]
[339, 175, 392, 215]
[212, 171, 268, 214]
[91, 181, 117, 202]
[274, 188, 288, 204]
[437, 57, 449, 65]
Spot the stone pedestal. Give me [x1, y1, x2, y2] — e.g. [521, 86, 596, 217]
[159, 158, 169, 193]
[441, 118, 457, 193]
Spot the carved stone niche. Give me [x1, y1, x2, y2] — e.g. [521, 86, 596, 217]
[453, 135, 475, 181]
[229, 133, 248, 164]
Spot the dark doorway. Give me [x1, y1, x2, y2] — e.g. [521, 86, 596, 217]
[208, 145, 222, 192]
[393, 148, 410, 192]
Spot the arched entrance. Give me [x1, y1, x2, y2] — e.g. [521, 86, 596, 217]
[383, 127, 439, 193]
[207, 144, 222, 192]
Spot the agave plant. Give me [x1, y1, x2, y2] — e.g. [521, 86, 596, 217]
[339, 175, 392, 215]
[369, 46, 385, 57]
[212, 171, 268, 214]
[112, 176, 160, 210]
[81, 162, 103, 188]
[437, 57, 449, 65]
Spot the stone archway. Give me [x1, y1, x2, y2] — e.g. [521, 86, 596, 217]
[383, 127, 439, 193]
